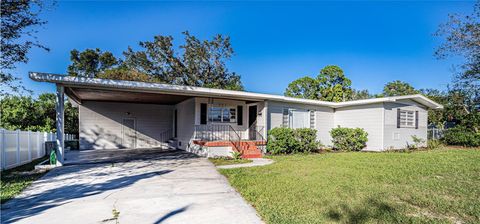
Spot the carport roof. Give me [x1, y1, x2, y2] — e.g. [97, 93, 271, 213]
[29, 72, 443, 109]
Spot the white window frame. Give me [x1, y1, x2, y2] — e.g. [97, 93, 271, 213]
[399, 110, 415, 128]
[208, 106, 236, 123]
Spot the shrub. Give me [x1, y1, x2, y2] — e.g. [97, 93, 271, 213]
[427, 139, 443, 149]
[443, 127, 480, 147]
[267, 127, 319, 154]
[411, 135, 426, 149]
[267, 127, 296, 154]
[330, 126, 368, 151]
[231, 151, 242, 160]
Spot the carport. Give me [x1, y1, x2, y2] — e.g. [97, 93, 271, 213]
[30, 72, 268, 165]
[32, 73, 194, 165]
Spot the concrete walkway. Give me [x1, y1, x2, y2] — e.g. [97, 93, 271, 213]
[1, 149, 263, 224]
[217, 158, 274, 169]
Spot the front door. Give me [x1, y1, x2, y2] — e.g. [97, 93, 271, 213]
[122, 118, 136, 148]
[248, 105, 257, 140]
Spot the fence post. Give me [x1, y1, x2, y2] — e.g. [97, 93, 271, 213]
[16, 130, 20, 165]
[37, 132, 41, 158]
[27, 131, 31, 162]
[43, 132, 47, 156]
[1, 129, 4, 170]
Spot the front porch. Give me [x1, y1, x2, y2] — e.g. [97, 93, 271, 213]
[191, 124, 267, 158]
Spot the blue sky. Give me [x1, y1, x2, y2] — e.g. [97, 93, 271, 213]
[15, 1, 475, 96]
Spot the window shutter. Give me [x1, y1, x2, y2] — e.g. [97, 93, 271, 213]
[200, 103, 207, 125]
[282, 108, 289, 127]
[309, 110, 315, 129]
[237, 106, 243, 125]
[415, 111, 419, 129]
[397, 108, 401, 128]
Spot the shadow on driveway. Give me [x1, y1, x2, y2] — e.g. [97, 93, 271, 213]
[1, 149, 198, 223]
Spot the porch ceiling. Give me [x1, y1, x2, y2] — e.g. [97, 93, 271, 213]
[67, 87, 192, 105]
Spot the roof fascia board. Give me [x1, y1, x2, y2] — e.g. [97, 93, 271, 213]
[390, 94, 444, 109]
[29, 72, 443, 109]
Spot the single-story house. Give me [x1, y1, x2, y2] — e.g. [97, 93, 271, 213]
[30, 72, 443, 164]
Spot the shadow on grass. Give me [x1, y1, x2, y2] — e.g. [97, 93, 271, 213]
[1, 156, 49, 204]
[327, 198, 397, 223]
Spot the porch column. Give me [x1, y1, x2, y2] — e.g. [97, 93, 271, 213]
[264, 101, 269, 139]
[55, 84, 65, 166]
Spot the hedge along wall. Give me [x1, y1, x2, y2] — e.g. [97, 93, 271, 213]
[329, 126, 368, 151]
[267, 127, 320, 154]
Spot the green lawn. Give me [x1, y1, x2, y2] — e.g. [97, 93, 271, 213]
[219, 148, 480, 223]
[209, 158, 253, 166]
[0, 156, 49, 204]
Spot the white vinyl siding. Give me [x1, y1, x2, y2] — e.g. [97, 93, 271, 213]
[384, 100, 428, 150]
[267, 101, 334, 145]
[175, 98, 196, 150]
[79, 101, 173, 150]
[334, 103, 384, 151]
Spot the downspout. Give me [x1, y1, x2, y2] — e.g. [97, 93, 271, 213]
[264, 100, 269, 140]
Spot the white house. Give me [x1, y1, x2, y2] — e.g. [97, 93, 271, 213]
[30, 72, 443, 163]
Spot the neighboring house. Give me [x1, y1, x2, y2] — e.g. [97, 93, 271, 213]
[30, 72, 443, 163]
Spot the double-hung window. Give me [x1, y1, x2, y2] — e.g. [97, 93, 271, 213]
[208, 106, 236, 123]
[282, 108, 310, 128]
[399, 110, 415, 128]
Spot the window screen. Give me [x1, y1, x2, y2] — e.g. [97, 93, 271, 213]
[399, 110, 415, 128]
[208, 106, 236, 123]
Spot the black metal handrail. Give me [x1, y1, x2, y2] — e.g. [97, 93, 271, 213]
[194, 124, 242, 152]
[248, 122, 266, 144]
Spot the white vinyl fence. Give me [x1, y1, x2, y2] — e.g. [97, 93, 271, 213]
[427, 128, 444, 140]
[0, 129, 76, 170]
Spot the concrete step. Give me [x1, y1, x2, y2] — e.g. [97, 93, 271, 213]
[242, 153, 262, 159]
[241, 144, 262, 158]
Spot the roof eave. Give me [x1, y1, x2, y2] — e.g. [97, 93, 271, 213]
[29, 72, 444, 110]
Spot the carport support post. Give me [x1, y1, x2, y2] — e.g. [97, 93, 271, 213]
[55, 84, 65, 166]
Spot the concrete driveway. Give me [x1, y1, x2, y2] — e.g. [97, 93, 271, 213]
[1, 149, 263, 224]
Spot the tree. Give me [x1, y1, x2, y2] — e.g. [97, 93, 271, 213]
[435, 2, 480, 82]
[284, 76, 319, 99]
[351, 89, 372, 100]
[1, 0, 53, 95]
[122, 31, 243, 90]
[434, 2, 480, 132]
[0, 93, 78, 134]
[67, 48, 118, 77]
[317, 65, 353, 102]
[97, 67, 156, 83]
[382, 80, 418, 96]
[284, 65, 353, 102]
[419, 88, 448, 126]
